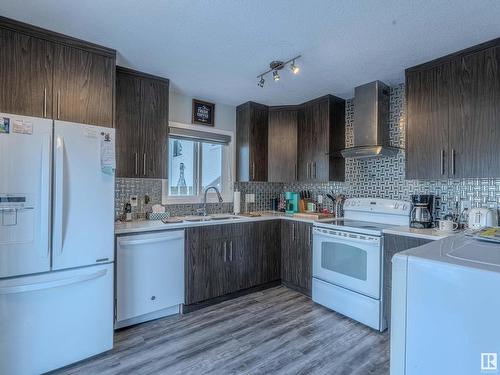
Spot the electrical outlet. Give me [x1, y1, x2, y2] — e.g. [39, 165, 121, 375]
[317, 195, 323, 204]
[245, 193, 255, 203]
[130, 195, 138, 207]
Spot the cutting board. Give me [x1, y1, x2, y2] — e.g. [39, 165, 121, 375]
[293, 212, 335, 220]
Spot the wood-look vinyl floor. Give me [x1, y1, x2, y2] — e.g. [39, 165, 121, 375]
[54, 286, 389, 375]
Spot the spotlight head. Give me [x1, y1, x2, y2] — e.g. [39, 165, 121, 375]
[291, 61, 300, 74]
[273, 70, 280, 81]
[257, 76, 265, 87]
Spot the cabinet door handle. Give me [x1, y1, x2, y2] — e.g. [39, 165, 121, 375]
[440, 149, 445, 175]
[451, 149, 455, 175]
[313, 162, 317, 179]
[57, 90, 61, 119]
[43, 88, 47, 118]
[143, 153, 147, 176]
[229, 241, 233, 261]
[308, 226, 311, 245]
[134, 153, 138, 175]
[252, 162, 255, 180]
[223, 241, 227, 262]
[295, 163, 298, 181]
[291, 223, 295, 242]
[306, 163, 310, 179]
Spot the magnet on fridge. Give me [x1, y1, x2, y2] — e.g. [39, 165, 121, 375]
[0, 117, 10, 134]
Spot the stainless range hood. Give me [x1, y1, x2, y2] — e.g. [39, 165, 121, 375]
[341, 81, 400, 159]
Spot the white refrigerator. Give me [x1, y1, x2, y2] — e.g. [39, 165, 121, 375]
[0, 113, 115, 375]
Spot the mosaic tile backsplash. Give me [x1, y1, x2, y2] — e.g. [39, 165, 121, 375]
[115, 178, 233, 219]
[116, 84, 500, 220]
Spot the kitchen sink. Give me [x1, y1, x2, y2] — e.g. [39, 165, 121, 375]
[183, 216, 213, 222]
[209, 215, 241, 221]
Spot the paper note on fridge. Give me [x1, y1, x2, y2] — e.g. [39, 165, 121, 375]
[100, 132, 115, 175]
[12, 119, 33, 135]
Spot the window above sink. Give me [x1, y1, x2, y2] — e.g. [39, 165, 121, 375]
[163, 122, 235, 205]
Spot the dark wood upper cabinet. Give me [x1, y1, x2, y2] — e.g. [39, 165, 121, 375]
[236, 95, 345, 183]
[115, 67, 169, 179]
[298, 95, 345, 182]
[115, 71, 142, 178]
[268, 108, 298, 182]
[448, 46, 500, 178]
[140, 77, 169, 178]
[53, 44, 114, 127]
[406, 63, 450, 179]
[236, 101, 269, 181]
[0, 27, 53, 118]
[406, 38, 500, 179]
[0, 16, 115, 126]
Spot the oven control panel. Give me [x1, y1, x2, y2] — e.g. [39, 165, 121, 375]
[344, 198, 411, 214]
[313, 227, 380, 244]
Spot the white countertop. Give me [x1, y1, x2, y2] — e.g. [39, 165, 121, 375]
[397, 233, 500, 273]
[383, 226, 460, 241]
[115, 212, 321, 235]
[116, 212, 462, 240]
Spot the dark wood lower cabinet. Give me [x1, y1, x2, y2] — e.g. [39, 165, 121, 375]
[281, 221, 313, 296]
[185, 221, 281, 307]
[383, 234, 432, 326]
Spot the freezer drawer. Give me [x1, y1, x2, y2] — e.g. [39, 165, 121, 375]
[0, 263, 114, 375]
[116, 230, 185, 328]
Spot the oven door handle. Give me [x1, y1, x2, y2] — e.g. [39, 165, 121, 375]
[313, 228, 380, 245]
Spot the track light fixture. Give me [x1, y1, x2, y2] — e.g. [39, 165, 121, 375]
[256, 55, 301, 87]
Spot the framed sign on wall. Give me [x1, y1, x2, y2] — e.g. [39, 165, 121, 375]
[192, 99, 215, 126]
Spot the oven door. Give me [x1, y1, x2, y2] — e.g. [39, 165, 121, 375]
[313, 227, 381, 299]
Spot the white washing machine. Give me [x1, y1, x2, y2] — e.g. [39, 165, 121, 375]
[390, 234, 500, 375]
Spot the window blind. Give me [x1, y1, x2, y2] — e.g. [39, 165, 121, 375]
[168, 127, 231, 145]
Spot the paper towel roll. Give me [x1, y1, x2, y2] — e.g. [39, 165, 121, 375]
[233, 191, 241, 214]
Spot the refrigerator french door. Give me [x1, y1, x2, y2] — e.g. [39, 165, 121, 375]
[52, 121, 115, 269]
[0, 113, 115, 375]
[0, 114, 52, 277]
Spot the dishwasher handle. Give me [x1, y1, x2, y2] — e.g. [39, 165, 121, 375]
[118, 232, 184, 247]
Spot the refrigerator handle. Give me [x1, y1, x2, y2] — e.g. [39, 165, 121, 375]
[0, 269, 107, 295]
[53, 135, 66, 256]
[41, 133, 52, 258]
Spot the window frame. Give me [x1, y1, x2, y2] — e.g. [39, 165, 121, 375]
[162, 122, 234, 205]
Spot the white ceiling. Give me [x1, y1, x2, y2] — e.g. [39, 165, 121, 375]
[1, 1, 500, 106]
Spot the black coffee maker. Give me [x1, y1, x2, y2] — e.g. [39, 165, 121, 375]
[410, 194, 435, 228]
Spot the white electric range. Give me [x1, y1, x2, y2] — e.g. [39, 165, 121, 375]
[312, 198, 411, 331]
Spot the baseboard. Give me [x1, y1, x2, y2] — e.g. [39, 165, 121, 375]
[183, 280, 281, 313]
[281, 280, 312, 297]
[115, 305, 180, 329]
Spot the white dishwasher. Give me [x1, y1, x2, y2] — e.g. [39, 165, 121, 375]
[116, 230, 184, 328]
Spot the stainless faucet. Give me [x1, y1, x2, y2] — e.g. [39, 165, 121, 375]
[197, 186, 223, 216]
